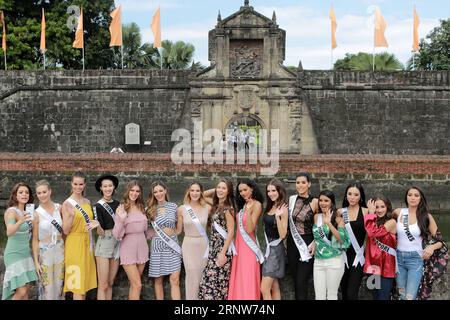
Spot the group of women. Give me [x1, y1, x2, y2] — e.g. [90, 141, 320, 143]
[1, 172, 448, 300]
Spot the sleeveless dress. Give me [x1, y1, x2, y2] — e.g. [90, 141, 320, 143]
[148, 202, 182, 277]
[181, 205, 209, 300]
[36, 203, 65, 300]
[63, 202, 97, 295]
[262, 212, 286, 279]
[2, 207, 38, 300]
[340, 206, 366, 300]
[228, 207, 261, 300]
[198, 207, 233, 300]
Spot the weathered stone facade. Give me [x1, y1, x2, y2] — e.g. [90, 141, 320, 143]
[1, 3, 449, 155]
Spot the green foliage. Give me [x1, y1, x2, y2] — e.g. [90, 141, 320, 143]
[407, 19, 450, 70]
[0, 1, 198, 70]
[334, 52, 404, 71]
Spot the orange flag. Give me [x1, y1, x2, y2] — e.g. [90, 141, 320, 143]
[413, 7, 420, 52]
[40, 8, 46, 52]
[0, 10, 6, 52]
[151, 6, 161, 48]
[374, 7, 388, 47]
[109, 5, 122, 47]
[329, 7, 337, 49]
[73, 7, 84, 49]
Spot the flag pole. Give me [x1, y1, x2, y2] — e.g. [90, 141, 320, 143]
[331, 49, 333, 70]
[3, 53, 6, 71]
[412, 51, 415, 70]
[82, 46, 85, 71]
[159, 47, 162, 70]
[121, 45, 124, 69]
[43, 52, 46, 70]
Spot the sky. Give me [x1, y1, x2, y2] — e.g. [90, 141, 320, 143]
[117, 0, 450, 69]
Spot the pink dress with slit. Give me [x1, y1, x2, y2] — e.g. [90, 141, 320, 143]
[228, 208, 261, 300]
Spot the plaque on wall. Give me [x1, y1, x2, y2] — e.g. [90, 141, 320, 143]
[229, 40, 263, 78]
[125, 123, 140, 145]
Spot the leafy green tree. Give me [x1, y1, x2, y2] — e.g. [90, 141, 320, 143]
[0, 0, 115, 70]
[151, 40, 195, 69]
[334, 52, 403, 71]
[406, 19, 450, 70]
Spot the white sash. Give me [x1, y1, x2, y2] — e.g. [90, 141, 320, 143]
[237, 207, 265, 264]
[213, 221, 237, 256]
[36, 205, 62, 245]
[401, 208, 416, 242]
[12, 207, 32, 240]
[151, 221, 182, 255]
[374, 237, 398, 273]
[317, 214, 332, 245]
[342, 208, 365, 268]
[67, 198, 94, 253]
[288, 195, 312, 262]
[184, 205, 209, 259]
[97, 199, 115, 219]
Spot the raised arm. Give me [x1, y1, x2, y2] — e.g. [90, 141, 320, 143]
[275, 204, 288, 239]
[244, 200, 262, 234]
[203, 188, 215, 205]
[112, 204, 127, 241]
[4, 208, 28, 237]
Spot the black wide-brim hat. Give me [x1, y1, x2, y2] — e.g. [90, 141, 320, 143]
[95, 174, 119, 193]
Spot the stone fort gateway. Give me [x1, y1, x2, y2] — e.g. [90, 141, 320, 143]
[0, 1, 449, 300]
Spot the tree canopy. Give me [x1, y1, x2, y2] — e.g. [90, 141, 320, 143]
[334, 52, 404, 71]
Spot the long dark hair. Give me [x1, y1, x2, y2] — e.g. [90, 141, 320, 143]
[211, 179, 236, 215]
[265, 178, 288, 214]
[373, 195, 393, 227]
[8, 182, 34, 208]
[318, 190, 338, 240]
[405, 186, 430, 238]
[342, 181, 367, 208]
[235, 179, 264, 211]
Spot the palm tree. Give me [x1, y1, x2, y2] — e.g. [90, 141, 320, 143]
[334, 52, 403, 71]
[150, 40, 195, 69]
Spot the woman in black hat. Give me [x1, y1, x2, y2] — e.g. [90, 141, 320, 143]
[94, 174, 121, 300]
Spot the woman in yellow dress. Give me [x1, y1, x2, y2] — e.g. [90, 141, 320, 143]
[62, 172, 99, 300]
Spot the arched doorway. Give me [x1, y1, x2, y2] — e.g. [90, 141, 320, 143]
[225, 114, 264, 151]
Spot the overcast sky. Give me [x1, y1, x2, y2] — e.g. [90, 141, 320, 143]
[117, 0, 449, 69]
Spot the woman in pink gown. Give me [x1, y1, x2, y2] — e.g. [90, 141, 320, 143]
[228, 179, 265, 300]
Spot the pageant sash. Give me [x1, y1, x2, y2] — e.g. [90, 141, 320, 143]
[238, 207, 265, 264]
[67, 198, 94, 252]
[288, 195, 312, 262]
[213, 221, 237, 256]
[401, 208, 416, 242]
[264, 230, 283, 259]
[151, 221, 182, 255]
[375, 237, 398, 273]
[36, 205, 63, 245]
[342, 208, 365, 268]
[98, 199, 115, 219]
[317, 213, 332, 246]
[184, 205, 209, 259]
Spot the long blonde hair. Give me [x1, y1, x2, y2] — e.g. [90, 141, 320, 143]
[146, 181, 169, 221]
[183, 181, 207, 206]
[121, 180, 145, 213]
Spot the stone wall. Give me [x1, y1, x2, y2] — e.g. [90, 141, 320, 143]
[0, 70, 192, 153]
[298, 70, 450, 155]
[1, 70, 450, 154]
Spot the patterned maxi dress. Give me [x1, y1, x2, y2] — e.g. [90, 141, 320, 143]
[198, 208, 233, 300]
